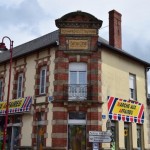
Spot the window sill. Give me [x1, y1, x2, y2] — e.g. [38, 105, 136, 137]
[35, 94, 46, 97]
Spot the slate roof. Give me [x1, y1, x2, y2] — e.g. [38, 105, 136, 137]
[0, 30, 59, 63]
[0, 30, 150, 66]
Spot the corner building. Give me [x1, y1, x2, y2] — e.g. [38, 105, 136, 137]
[0, 10, 150, 150]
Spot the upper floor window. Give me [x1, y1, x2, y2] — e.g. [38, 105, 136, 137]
[40, 67, 47, 94]
[69, 63, 87, 85]
[0, 79, 3, 101]
[17, 73, 23, 98]
[69, 63, 87, 100]
[129, 74, 136, 100]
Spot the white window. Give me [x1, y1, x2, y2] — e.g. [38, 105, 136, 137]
[40, 67, 47, 94]
[17, 73, 23, 98]
[129, 74, 136, 100]
[69, 63, 87, 100]
[0, 79, 3, 100]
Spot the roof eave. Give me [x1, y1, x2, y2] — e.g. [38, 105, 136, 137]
[98, 42, 150, 67]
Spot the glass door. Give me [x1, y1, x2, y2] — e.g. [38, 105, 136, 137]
[68, 125, 86, 150]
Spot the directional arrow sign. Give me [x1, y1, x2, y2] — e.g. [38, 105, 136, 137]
[89, 135, 111, 143]
[89, 131, 112, 136]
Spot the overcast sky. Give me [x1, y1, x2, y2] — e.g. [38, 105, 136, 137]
[0, 0, 150, 92]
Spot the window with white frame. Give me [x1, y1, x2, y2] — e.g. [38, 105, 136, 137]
[40, 67, 47, 94]
[0, 79, 3, 101]
[69, 63, 87, 100]
[129, 74, 136, 100]
[17, 73, 23, 98]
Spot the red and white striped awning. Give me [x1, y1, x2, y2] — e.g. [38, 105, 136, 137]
[0, 96, 32, 115]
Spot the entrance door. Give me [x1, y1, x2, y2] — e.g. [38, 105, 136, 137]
[68, 125, 86, 150]
[68, 112, 86, 150]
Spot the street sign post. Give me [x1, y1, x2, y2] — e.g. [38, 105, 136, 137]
[89, 135, 111, 143]
[89, 131, 112, 136]
[92, 142, 99, 150]
[89, 131, 112, 143]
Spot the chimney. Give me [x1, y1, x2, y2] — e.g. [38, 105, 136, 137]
[109, 10, 122, 49]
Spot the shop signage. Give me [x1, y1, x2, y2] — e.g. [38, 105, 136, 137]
[89, 131, 112, 136]
[108, 96, 144, 124]
[89, 135, 111, 143]
[92, 142, 99, 150]
[68, 39, 88, 50]
[124, 129, 128, 136]
[89, 131, 112, 143]
[61, 28, 97, 35]
[0, 96, 32, 114]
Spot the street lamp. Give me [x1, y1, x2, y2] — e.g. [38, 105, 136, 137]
[0, 36, 13, 150]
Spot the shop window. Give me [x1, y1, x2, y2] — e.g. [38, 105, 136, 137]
[129, 74, 137, 100]
[17, 73, 23, 98]
[39, 67, 47, 95]
[3, 115, 21, 149]
[0, 79, 3, 101]
[111, 121, 118, 149]
[124, 123, 132, 150]
[137, 124, 143, 149]
[69, 63, 87, 100]
[8, 115, 22, 124]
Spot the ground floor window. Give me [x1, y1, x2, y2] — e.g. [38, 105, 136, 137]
[137, 124, 143, 150]
[0, 115, 21, 150]
[124, 123, 132, 150]
[111, 121, 118, 150]
[68, 112, 86, 150]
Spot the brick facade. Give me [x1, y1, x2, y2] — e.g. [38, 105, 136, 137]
[52, 11, 103, 149]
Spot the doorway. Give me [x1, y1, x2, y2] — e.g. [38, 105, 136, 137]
[68, 112, 86, 150]
[68, 125, 86, 150]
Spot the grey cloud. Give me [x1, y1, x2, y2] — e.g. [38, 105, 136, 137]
[0, 0, 50, 36]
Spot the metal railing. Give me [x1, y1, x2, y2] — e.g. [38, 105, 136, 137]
[63, 84, 91, 100]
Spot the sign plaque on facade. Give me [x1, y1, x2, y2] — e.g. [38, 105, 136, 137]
[68, 39, 88, 50]
[61, 28, 97, 35]
[108, 96, 144, 124]
[89, 131, 112, 143]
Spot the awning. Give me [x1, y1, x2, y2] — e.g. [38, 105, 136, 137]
[108, 96, 144, 124]
[0, 96, 32, 115]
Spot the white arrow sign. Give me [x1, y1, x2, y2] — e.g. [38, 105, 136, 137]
[89, 131, 112, 136]
[89, 135, 111, 143]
